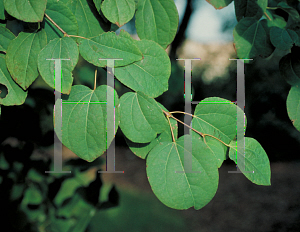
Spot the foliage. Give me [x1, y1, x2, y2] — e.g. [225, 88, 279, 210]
[1, 0, 299, 221]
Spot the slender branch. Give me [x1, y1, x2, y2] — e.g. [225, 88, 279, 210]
[166, 114, 176, 142]
[44, 13, 70, 37]
[94, 69, 97, 90]
[169, 111, 195, 117]
[202, 134, 230, 147]
[264, 12, 272, 21]
[162, 109, 203, 137]
[162, 109, 231, 147]
[68, 35, 89, 40]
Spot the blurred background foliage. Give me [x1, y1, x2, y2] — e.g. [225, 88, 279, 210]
[1, 0, 300, 231]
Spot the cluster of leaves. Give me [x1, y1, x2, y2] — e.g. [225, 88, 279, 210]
[0, 141, 118, 231]
[0, 0, 273, 212]
[207, 0, 300, 133]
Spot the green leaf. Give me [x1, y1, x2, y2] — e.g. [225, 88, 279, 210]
[62, 0, 111, 41]
[79, 31, 143, 67]
[0, 54, 27, 106]
[206, 0, 233, 9]
[44, 0, 78, 42]
[229, 137, 271, 186]
[203, 136, 226, 168]
[277, 1, 300, 22]
[6, 30, 47, 90]
[114, 39, 171, 98]
[38, 37, 79, 94]
[234, 0, 268, 21]
[279, 48, 300, 86]
[119, 91, 168, 143]
[270, 27, 298, 50]
[3, 0, 46, 22]
[146, 134, 219, 210]
[233, 18, 274, 62]
[125, 102, 178, 159]
[0, 26, 15, 53]
[55, 85, 120, 162]
[22, 186, 43, 205]
[287, 85, 300, 131]
[101, 0, 135, 27]
[266, 9, 287, 28]
[191, 97, 247, 145]
[135, 0, 179, 48]
[0, 0, 5, 20]
[93, 0, 102, 12]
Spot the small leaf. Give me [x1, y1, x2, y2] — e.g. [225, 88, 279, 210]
[38, 37, 79, 94]
[270, 27, 298, 50]
[287, 85, 300, 132]
[135, 0, 179, 48]
[119, 91, 168, 143]
[233, 18, 274, 62]
[54, 85, 120, 162]
[114, 39, 171, 98]
[0, 26, 15, 53]
[0, 54, 27, 106]
[146, 134, 219, 210]
[79, 31, 143, 67]
[191, 97, 247, 145]
[6, 30, 47, 90]
[3, 0, 46, 22]
[229, 137, 271, 186]
[206, 0, 233, 9]
[101, 0, 135, 27]
[125, 102, 178, 159]
[44, 0, 78, 42]
[234, 0, 268, 21]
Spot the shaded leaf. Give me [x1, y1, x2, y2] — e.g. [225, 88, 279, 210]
[135, 0, 179, 48]
[146, 134, 219, 210]
[234, 0, 268, 21]
[38, 37, 79, 94]
[0, 0, 5, 21]
[0, 26, 15, 53]
[0, 54, 27, 106]
[233, 18, 274, 62]
[55, 85, 120, 162]
[287, 85, 300, 131]
[3, 0, 46, 22]
[6, 30, 47, 90]
[119, 91, 168, 143]
[101, 0, 135, 27]
[277, 1, 300, 22]
[115, 39, 171, 98]
[229, 137, 271, 185]
[270, 27, 298, 50]
[79, 31, 143, 67]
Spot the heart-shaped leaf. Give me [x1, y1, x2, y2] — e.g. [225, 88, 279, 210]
[287, 85, 300, 132]
[146, 134, 219, 210]
[54, 85, 120, 162]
